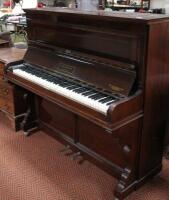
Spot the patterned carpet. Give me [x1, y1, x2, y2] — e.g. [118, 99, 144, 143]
[0, 118, 169, 200]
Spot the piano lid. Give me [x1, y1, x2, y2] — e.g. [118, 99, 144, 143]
[24, 7, 169, 24]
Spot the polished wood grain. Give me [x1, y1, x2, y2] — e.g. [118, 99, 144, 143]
[0, 48, 26, 65]
[24, 46, 136, 96]
[0, 48, 27, 131]
[139, 21, 169, 176]
[0, 63, 4, 78]
[5, 8, 169, 200]
[25, 7, 169, 21]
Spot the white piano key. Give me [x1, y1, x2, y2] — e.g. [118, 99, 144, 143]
[13, 68, 115, 115]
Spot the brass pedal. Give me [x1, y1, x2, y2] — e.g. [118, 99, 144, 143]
[71, 152, 81, 160]
[65, 151, 74, 156]
[60, 145, 70, 153]
[23, 127, 38, 137]
[78, 158, 85, 165]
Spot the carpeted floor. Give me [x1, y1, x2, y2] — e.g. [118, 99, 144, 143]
[0, 118, 169, 200]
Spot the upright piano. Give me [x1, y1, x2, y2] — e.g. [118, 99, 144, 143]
[4, 8, 169, 199]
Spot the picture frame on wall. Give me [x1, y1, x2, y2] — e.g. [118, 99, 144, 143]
[130, 0, 141, 6]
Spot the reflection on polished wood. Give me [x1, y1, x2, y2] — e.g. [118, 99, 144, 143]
[4, 8, 169, 200]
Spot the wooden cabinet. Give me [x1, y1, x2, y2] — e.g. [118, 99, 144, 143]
[0, 47, 26, 131]
[0, 81, 14, 113]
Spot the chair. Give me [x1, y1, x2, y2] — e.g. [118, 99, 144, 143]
[0, 31, 27, 49]
[0, 13, 27, 49]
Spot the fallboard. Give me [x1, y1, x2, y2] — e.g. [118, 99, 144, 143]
[24, 46, 136, 96]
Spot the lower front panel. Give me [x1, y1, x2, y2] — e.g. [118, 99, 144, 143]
[38, 99, 142, 174]
[77, 117, 141, 169]
[38, 98, 76, 140]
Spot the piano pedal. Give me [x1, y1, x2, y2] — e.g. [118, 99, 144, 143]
[71, 152, 81, 161]
[64, 151, 74, 156]
[23, 131, 30, 137]
[23, 126, 38, 137]
[60, 145, 70, 152]
[78, 158, 85, 165]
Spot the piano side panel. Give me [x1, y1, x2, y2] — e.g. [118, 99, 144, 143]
[139, 21, 169, 179]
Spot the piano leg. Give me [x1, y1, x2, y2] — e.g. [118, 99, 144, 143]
[21, 92, 38, 136]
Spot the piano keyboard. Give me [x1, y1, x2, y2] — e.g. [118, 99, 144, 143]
[12, 64, 118, 115]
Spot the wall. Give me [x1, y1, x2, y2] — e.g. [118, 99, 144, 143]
[39, 0, 169, 13]
[40, 0, 55, 6]
[151, 0, 169, 13]
[22, 0, 38, 8]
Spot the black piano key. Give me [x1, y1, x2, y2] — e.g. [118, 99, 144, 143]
[72, 87, 84, 91]
[89, 94, 107, 100]
[106, 101, 114, 105]
[20, 66, 116, 106]
[68, 85, 81, 90]
[51, 78, 64, 84]
[99, 97, 115, 103]
[81, 89, 92, 94]
[45, 75, 54, 80]
[49, 78, 57, 82]
[73, 87, 90, 93]
[62, 82, 74, 87]
[66, 84, 76, 88]
[42, 74, 53, 81]
[82, 90, 97, 96]
[96, 95, 109, 100]
[21, 67, 27, 71]
[88, 93, 100, 98]
[58, 82, 71, 87]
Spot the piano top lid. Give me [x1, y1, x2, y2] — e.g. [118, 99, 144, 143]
[24, 7, 169, 24]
